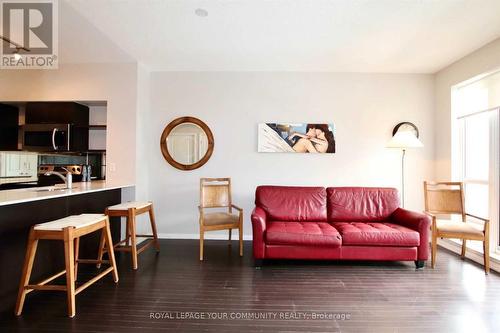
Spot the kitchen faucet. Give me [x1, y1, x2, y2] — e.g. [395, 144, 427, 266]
[44, 167, 73, 189]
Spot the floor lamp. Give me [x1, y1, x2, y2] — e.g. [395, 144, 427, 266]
[386, 122, 423, 207]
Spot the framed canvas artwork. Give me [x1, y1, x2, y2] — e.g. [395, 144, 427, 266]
[258, 123, 336, 153]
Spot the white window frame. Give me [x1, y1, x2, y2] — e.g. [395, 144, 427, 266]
[490, 110, 500, 254]
[453, 105, 500, 254]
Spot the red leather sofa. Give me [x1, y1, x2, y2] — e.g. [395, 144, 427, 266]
[251, 186, 430, 268]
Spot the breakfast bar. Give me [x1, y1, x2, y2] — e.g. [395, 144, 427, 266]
[0, 182, 133, 314]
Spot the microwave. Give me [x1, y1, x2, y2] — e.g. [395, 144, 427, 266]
[22, 124, 72, 152]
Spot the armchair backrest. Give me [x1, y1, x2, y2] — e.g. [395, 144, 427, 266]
[423, 181, 465, 220]
[200, 178, 232, 208]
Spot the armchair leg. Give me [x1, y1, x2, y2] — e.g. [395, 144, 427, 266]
[461, 239, 467, 258]
[484, 221, 490, 274]
[484, 239, 490, 274]
[431, 233, 437, 269]
[415, 260, 425, 269]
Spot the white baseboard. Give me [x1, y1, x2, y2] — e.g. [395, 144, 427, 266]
[158, 233, 253, 241]
[438, 239, 500, 273]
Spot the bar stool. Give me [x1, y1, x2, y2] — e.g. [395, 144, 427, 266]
[15, 214, 118, 318]
[99, 201, 160, 270]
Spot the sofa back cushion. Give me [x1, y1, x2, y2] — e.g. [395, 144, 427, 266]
[327, 187, 400, 222]
[255, 186, 327, 222]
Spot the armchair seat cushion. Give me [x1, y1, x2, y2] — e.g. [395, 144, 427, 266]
[332, 222, 420, 246]
[203, 212, 239, 226]
[266, 221, 342, 247]
[436, 219, 484, 237]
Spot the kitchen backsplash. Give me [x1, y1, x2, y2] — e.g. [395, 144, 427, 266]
[38, 153, 106, 180]
[39, 154, 94, 166]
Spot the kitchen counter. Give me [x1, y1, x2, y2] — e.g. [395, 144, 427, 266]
[0, 181, 134, 206]
[0, 182, 131, 314]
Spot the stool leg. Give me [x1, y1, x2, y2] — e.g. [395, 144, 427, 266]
[15, 229, 38, 316]
[238, 213, 243, 257]
[148, 204, 160, 252]
[63, 227, 76, 318]
[239, 228, 243, 257]
[228, 229, 232, 246]
[125, 225, 131, 247]
[128, 209, 138, 270]
[74, 237, 80, 280]
[104, 217, 119, 282]
[96, 229, 106, 269]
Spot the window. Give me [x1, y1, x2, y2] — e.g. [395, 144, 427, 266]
[452, 70, 500, 253]
[460, 112, 490, 219]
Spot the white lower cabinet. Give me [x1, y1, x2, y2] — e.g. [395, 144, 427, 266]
[0, 152, 38, 184]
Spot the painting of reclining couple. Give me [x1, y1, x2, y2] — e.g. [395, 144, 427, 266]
[258, 123, 336, 153]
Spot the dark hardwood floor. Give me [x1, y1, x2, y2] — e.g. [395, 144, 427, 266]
[1, 239, 500, 333]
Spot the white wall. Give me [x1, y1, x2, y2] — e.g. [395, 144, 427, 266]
[0, 63, 138, 186]
[148, 72, 435, 239]
[435, 37, 500, 180]
[135, 63, 152, 201]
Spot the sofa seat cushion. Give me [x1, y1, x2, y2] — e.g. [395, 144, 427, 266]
[332, 222, 419, 246]
[266, 221, 342, 247]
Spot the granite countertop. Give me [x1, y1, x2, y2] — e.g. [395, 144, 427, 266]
[0, 181, 134, 206]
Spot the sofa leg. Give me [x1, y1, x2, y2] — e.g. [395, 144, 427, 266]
[415, 260, 425, 269]
[254, 259, 263, 268]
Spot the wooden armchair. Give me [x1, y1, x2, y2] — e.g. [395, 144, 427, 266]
[424, 181, 490, 273]
[198, 178, 243, 261]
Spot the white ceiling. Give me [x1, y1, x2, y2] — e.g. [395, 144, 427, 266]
[58, 1, 134, 63]
[64, 0, 500, 73]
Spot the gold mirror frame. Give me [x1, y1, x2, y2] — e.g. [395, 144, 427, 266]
[160, 117, 214, 171]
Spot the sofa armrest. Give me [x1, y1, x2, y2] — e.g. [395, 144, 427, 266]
[251, 207, 267, 259]
[391, 208, 431, 260]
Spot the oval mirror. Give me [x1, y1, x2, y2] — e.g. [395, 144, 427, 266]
[160, 117, 214, 170]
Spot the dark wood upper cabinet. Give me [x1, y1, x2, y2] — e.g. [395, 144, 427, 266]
[0, 103, 19, 150]
[24, 102, 89, 152]
[25, 102, 89, 126]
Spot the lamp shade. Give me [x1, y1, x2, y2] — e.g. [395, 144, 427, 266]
[386, 130, 423, 148]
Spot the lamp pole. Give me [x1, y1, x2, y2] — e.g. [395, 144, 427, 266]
[386, 122, 423, 208]
[401, 148, 406, 208]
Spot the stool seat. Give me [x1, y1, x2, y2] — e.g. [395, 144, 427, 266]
[106, 201, 151, 211]
[34, 214, 106, 231]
